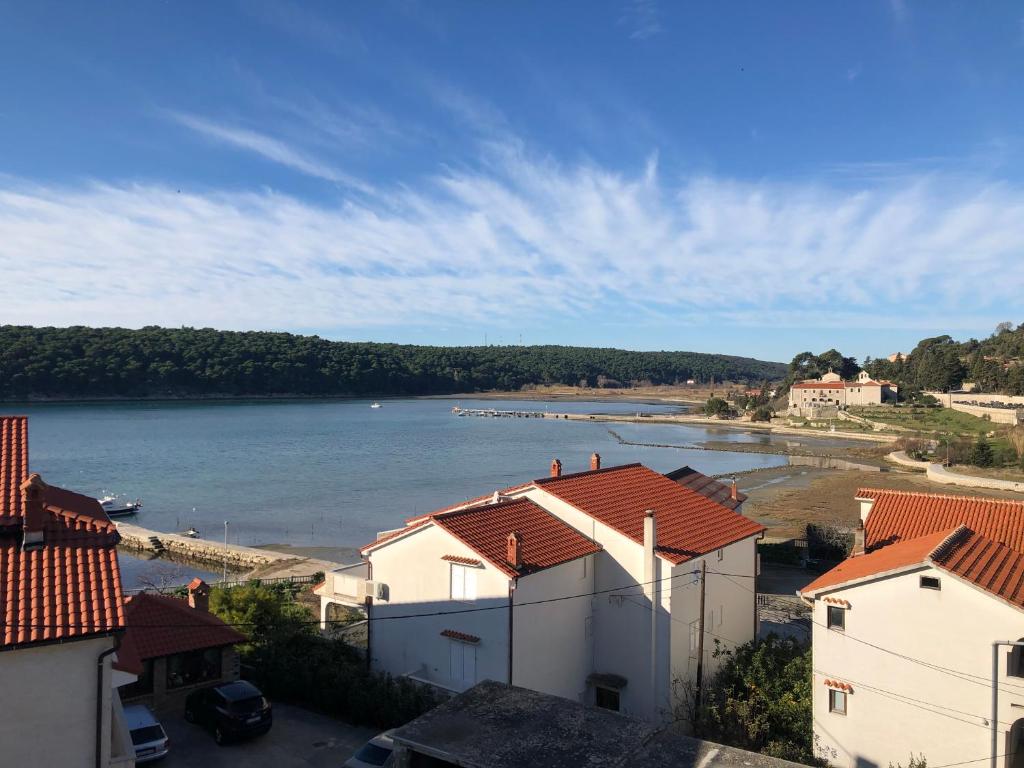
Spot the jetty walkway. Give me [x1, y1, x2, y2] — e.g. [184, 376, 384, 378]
[116, 521, 339, 580]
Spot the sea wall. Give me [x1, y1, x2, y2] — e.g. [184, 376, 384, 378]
[116, 522, 286, 570]
[926, 463, 1024, 493]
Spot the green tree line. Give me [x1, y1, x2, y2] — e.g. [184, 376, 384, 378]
[0, 325, 787, 400]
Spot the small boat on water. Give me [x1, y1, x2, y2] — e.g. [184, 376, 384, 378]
[98, 494, 142, 518]
[183, 527, 201, 538]
[370, 402, 382, 409]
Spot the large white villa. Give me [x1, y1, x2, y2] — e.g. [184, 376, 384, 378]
[318, 455, 765, 722]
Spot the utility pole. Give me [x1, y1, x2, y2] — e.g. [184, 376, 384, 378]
[694, 559, 708, 734]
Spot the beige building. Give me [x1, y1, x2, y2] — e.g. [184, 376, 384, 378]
[788, 370, 897, 417]
[799, 488, 1024, 768]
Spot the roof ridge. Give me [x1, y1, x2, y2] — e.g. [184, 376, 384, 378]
[534, 462, 644, 485]
[435, 496, 536, 519]
[857, 487, 1024, 507]
[927, 525, 973, 561]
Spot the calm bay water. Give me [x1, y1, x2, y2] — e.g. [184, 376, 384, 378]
[12, 398, 788, 551]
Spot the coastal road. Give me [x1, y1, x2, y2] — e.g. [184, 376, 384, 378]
[160, 701, 379, 767]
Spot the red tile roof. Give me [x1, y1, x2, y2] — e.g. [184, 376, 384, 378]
[858, 488, 1024, 552]
[664, 466, 747, 510]
[932, 530, 1024, 610]
[1, 416, 126, 649]
[440, 629, 480, 643]
[431, 498, 601, 578]
[442, 554, 483, 566]
[791, 381, 846, 390]
[536, 464, 765, 565]
[115, 592, 246, 674]
[800, 527, 961, 596]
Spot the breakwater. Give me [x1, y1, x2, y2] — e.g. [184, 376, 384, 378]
[116, 521, 286, 569]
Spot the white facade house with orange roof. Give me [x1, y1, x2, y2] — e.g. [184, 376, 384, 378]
[320, 455, 765, 722]
[0, 416, 135, 768]
[799, 488, 1024, 768]
[788, 370, 897, 417]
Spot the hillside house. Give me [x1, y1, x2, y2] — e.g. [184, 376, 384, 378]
[788, 370, 897, 417]
[116, 578, 245, 713]
[322, 456, 765, 722]
[799, 488, 1024, 768]
[0, 416, 135, 767]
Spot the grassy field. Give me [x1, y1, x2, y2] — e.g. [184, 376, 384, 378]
[848, 405, 997, 435]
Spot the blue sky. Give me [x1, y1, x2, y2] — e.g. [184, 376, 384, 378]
[1, 1, 1023, 363]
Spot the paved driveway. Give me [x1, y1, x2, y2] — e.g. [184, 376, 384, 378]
[159, 702, 379, 768]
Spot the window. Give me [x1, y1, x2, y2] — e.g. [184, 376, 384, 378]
[829, 689, 847, 715]
[716, 606, 724, 627]
[827, 605, 845, 630]
[166, 647, 222, 690]
[450, 564, 477, 601]
[689, 620, 699, 653]
[919, 575, 941, 590]
[449, 640, 477, 684]
[595, 686, 620, 712]
[716, 549, 724, 561]
[1008, 639, 1024, 678]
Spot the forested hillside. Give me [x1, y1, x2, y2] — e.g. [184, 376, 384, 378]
[0, 326, 787, 400]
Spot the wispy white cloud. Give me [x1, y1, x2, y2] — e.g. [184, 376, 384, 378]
[846, 64, 863, 82]
[621, 0, 662, 41]
[167, 111, 374, 194]
[888, 0, 908, 24]
[1, 150, 1023, 336]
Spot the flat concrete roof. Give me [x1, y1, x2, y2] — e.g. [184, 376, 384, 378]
[390, 681, 806, 768]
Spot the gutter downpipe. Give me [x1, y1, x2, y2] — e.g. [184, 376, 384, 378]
[96, 636, 119, 768]
[993, 641, 1024, 768]
[508, 578, 517, 686]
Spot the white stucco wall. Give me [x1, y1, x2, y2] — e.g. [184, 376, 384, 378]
[810, 566, 1024, 768]
[0, 635, 119, 767]
[669, 536, 759, 718]
[511, 554, 594, 702]
[368, 524, 511, 692]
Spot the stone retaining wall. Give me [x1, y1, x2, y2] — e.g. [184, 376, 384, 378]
[117, 522, 286, 569]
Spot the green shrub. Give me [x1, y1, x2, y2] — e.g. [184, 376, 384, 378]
[969, 436, 994, 468]
[758, 542, 803, 566]
[751, 405, 773, 422]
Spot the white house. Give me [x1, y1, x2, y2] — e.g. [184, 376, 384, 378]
[799, 488, 1024, 768]
[789, 370, 898, 417]
[0, 416, 135, 768]
[321, 455, 765, 722]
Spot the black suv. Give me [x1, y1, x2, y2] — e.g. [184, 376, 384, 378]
[184, 680, 272, 745]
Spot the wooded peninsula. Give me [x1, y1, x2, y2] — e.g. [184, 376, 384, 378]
[0, 325, 787, 401]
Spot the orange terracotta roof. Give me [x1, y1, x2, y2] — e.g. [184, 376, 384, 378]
[432, 498, 601, 578]
[441, 554, 483, 566]
[858, 488, 1024, 552]
[440, 629, 480, 643]
[536, 464, 765, 565]
[800, 527, 961, 596]
[791, 382, 846, 390]
[360, 520, 430, 553]
[824, 679, 854, 693]
[115, 592, 245, 674]
[932, 530, 1024, 610]
[1, 416, 126, 649]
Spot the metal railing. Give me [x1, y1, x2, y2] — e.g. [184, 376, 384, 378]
[124, 572, 322, 595]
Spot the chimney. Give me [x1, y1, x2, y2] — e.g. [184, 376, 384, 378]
[188, 578, 211, 612]
[550, 458, 562, 478]
[730, 479, 739, 502]
[590, 452, 601, 471]
[506, 532, 522, 570]
[852, 522, 865, 557]
[20, 474, 48, 550]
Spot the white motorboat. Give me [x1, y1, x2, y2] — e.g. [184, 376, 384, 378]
[370, 402, 382, 409]
[98, 494, 142, 518]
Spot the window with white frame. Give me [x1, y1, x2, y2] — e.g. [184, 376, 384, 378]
[450, 563, 478, 601]
[449, 640, 477, 684]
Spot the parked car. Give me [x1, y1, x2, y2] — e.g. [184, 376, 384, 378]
[184, 680, 272, 745]
[344, 730, 396, 767]
[124, 704, 170, 763]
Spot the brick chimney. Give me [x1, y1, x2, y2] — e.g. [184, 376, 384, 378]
[188, 578, 211, 612]
[550, 458, 562, 478]
[590, 452, 601, 471]
[20, 473, 48, 550]
[730, 479, 739, 502]
[507, 532, 522, 570]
